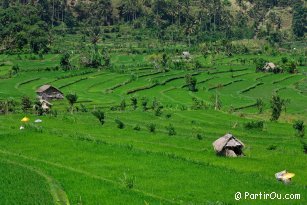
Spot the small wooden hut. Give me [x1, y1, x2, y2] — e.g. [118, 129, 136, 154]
[212, 133, 245, 157]
[182, 51, 191, 59]
[263, 62, 276, 72]
[40, 99, 52, 111]
[36, 85, 64, 100]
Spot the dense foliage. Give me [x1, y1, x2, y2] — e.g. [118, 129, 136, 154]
[0, 0, 305, 54]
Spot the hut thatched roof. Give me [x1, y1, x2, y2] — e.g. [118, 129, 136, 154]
[36, 85, 63, 94]
[263, 62, 276, 70]
[39, 99, 53, 105]
[36, 85, 52, 93]
[212, 133, 244, 152]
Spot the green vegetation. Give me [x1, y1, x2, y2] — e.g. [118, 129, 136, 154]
[293, 120, 305, 137]
[92, 109, 105, 125]
[0, 0, 306, 204]
[65, 93, 78, 114]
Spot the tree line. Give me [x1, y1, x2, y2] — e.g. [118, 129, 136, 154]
[0, 0, 305, 54]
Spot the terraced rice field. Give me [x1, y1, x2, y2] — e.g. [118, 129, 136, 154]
[0, 53, 306, 204]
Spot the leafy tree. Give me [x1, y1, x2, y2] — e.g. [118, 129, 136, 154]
[0, 98, 17, 114]
[130, 97, 137, 110]
[66, 93, 78, 114]
[34, 100, 44, 116]
[270, 94, 285, 121]
[191, 97, 206, 110]
[256, 98, 264, 114]
[254, 58, 266, 72]
[285, 61, 297, 74]
[92, 110, 105, 125]
[147, 123, 156, 133]
[119, 99, 126, 111]
[103, 48, 111, 67]
[293, 120, 304, 137]
[161, 53, 169, 70]
[11, 65, 20, 74]
[2, 0, 9, 9]
[292, 1, 306, 38]
[185, 74, 197, 92]
[60, 52, 72, 71]
[281, 57, 288, 64]
[29, 26, 49, 54]
[0, 5, 50, 52]
[166, 124, 176, 136]
[90, 45, 103, 68]
[141, 97, 148, 111]
[21, 96, 32, 113]
[152, 97, 163, 116]
[80, 104, 88, 112]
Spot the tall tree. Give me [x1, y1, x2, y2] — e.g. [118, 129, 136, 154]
[292, 1, 306, 37]
[270, 94, 285, 121]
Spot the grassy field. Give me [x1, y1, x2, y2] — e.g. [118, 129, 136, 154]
[0, 43, 306, 204]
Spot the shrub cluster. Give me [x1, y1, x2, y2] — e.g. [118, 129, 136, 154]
[293, 120, 304, 137]
[244, 121, 264, 130]
[115, 119, 125, 129]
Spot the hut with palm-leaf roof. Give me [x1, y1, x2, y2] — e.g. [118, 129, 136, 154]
[212, 133, 245, 157]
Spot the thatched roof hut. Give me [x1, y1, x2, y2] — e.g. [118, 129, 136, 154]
[263, 62, 276, 71]
[212, 133, 245, 157]
[40, 99, 52, 110]
[182, 51, 191, 59]
[36, 85, 64, 100]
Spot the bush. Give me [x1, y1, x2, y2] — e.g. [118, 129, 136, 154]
[154, 105, 163, 116]
[80, 104, 88, 112]
[293, 120, 304, 137]
[185, 74, 197, 92]
[66, 93, 78, 114]
[196, 133, 204, 140]
[115, 119, 125, 129]
[120, 173, 135, 189]
[147, 123, 156, 133]
[267, 145, 277, 150]
[166, 124, 176, 136]
[141, 97, 148, 111]
[49, 109, 58, 117]
[92, 110, 105, 125]
[12, 65, 20, 74]
[191, 97, 207, 110]
[133, 124, 141, 131]
[254, 58, 266, 72]
[60, 52, 72, 71]
[111, 26, 120, 33]
[281, 57, 288, 64]
[33, 100, 44, 116]
[130, 97, 137, 110]
[244, 121, 264, 130]
[256, 98, 264, 114]
[270, 94, 284, 121]
[286, 61, 297, 74]
[21, 96, 32, 113]
[165, 113, 172, 119]
[119, 99, 126, 111]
